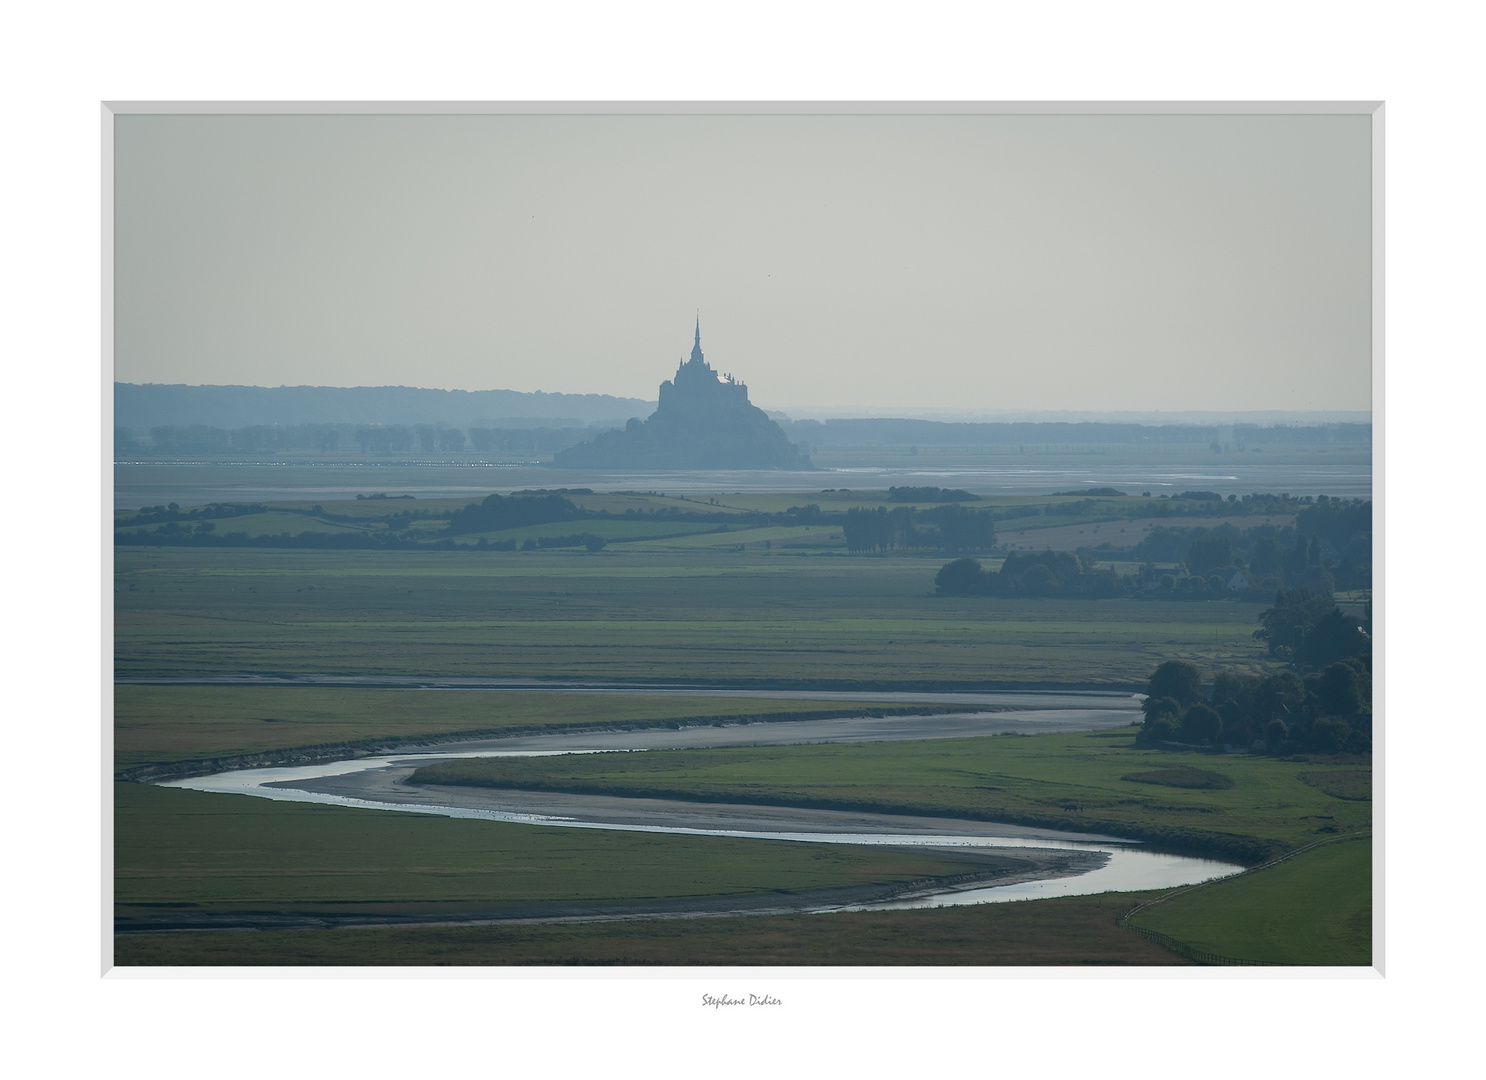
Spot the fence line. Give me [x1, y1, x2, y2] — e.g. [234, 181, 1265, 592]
[1121, 923, 1282, 966]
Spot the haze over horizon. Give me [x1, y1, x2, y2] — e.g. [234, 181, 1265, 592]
[114, 112, 1373, 415]
[111, 375, 1370, 429]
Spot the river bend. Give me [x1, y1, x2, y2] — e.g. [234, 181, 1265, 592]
[161, 693, 1242, 917]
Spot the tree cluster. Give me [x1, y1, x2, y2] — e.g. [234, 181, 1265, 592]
[1137, 659, 1371, 755]
[444, 493, 582, 535]
[935, 553, 1122, 598]
[1137, 582, 1372, 758]
[844, 504, 995, 555]
[1123, 504, 1371, 594]
[1253, 587, 1372, 670]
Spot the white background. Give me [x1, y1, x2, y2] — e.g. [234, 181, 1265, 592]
[2, 1, 1472, 1076]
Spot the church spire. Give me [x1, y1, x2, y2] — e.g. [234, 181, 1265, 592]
[689, 313, 705, 365]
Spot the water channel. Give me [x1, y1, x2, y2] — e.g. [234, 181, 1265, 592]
[161, 693, 1243, 919]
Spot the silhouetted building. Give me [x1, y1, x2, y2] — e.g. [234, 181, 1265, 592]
[554, 320, 810, 470]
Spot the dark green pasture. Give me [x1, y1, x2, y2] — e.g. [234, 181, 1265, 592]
[1127, 835, 1372, 965]
[410, 729, 1373, 861]
[114, 783, 973, 926]
[114, 546, 1272, 685]
[114, 889, 1187, 966]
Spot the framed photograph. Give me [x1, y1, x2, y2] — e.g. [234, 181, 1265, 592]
[107, 103, 1378, 973]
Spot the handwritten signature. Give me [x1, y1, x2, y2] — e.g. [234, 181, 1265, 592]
[702, 993, 782, 1009]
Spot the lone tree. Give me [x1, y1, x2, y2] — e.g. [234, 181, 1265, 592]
[934, 557, 986, 595]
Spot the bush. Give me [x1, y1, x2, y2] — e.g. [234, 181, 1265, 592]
[1137, 715, 1180, 747]
[1179, 704, 1224, 745]
[935, 557, 986, 596]
[1142, 696, 1180, 723]
[1317, 662, 1363, 716]
[1147, 661, 1203, 708]
[1309, 716, 1350, 754]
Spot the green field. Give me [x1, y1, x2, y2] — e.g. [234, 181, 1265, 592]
[114, 782, 976, 925]
[114, 888, 1189, 966]
[1127, 836, 1372, 965]
[408, 729, 1372, 863]
[112, 488, 1367, 966]
[113, 685, 943, 770]
[115, 546, 1273, 685]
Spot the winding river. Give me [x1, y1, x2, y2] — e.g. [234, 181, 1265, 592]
[161, 690, 1243, 918]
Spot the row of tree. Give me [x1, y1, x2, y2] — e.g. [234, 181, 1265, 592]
[934, 498, 1372, 600]
[843, 504, 996, 555]
[1125, 505, 1371, 593]
[119, 423, 603, 457]
[935, 552, 1127, 597]
[444, 493, 582, 535]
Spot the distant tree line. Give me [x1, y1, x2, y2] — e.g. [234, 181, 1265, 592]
[843, 504, 995, 554]
[117, 422, 605, 458]
[780, 417, 1371, 450]
[936, 497, 1372, 601]
[935, 552, 1125, 598]
[132, 424, 347, 454]
[444, 493, 583, 535]
[466, 426, 601, 455]
[1126, 498, 1371, 593]
[993, 491, 1331, 526]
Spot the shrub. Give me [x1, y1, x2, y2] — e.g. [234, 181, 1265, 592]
[1147, 661, 1203, 708]
[1309, 716, 1350, 754]
[1179, 704, 1224, 745]
[1142, 696, 1181, 724]
[935, 557, 986, 596]
[1136, 715, 1180, 747]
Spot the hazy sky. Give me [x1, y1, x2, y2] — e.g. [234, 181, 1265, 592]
[113, 111, 1373, 415]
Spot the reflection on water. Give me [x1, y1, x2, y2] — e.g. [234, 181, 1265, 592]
[842, 850, 1239, 911]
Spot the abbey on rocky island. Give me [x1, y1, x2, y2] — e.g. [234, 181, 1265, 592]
[553, 320, 810, 470]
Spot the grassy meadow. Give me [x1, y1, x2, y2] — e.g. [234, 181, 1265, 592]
[111, 488, 1368, 966]
[408, 728, 1372, 864]
[113, 685, 947, 770]
[1127, 835, 1372, 965]
[114, 782, 987, 924]
[115, 545, 1272, 686]
[114, 888, 1188, 966]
